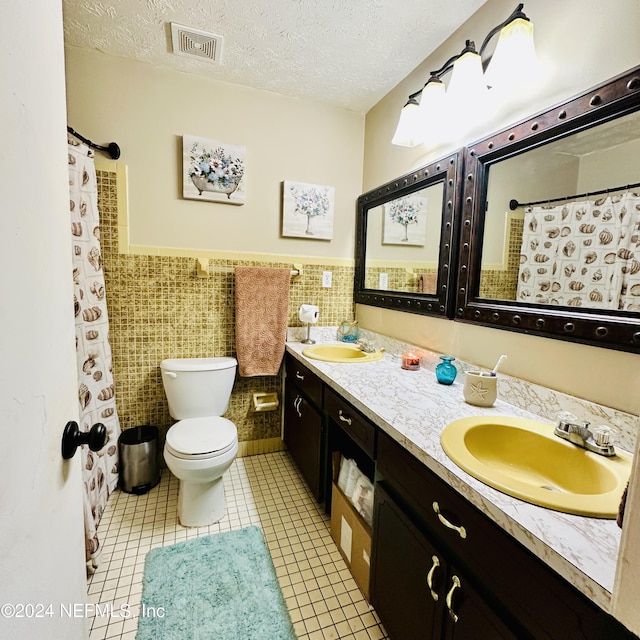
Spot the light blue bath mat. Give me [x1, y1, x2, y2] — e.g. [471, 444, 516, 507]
[136, 526, 296, 640]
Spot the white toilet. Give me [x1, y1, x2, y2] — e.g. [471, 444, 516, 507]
[160, 357, 239, 527]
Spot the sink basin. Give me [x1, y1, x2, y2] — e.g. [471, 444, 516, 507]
[440, 416, 632, 518]
[302, 343, 383, 363]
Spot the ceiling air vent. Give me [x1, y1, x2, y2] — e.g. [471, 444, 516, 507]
[170, 23, 223, 63]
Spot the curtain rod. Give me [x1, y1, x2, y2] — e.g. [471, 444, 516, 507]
[67, 126, 121, 159]
[509, 181, 640, 210]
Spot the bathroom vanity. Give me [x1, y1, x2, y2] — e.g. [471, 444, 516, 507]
[283, 331, 637, 640]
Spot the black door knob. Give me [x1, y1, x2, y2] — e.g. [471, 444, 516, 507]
[61, 421, 107, 459]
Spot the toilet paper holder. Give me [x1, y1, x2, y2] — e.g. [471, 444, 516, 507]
[298, 304, 319, 345]
[252, 392, 279, 413]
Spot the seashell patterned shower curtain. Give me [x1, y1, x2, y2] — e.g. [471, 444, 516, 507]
[517, 193, 640, 309]
[68, 136, 121, 573]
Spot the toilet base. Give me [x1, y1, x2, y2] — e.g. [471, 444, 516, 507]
[177, 476, 226, 527]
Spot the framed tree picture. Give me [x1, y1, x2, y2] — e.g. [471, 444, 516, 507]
[183, 134, 245, 205]
[383, 195, 427, 245]
[282, 181, 335, 240]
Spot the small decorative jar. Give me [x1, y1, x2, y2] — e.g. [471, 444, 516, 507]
[337, 320, 360, 343]
[401, 350, 421, 371]
[436, 356, 457, 385]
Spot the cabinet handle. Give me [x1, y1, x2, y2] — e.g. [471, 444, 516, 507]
[426, 555, 440, 602]
[338, 409, 352, 425]
[295, 371, 305, 380]
[294, 395, 303, 418]
[432, 502, 467, 539]
[445, 575, 461, 623]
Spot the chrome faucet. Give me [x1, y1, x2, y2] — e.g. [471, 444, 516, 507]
[554, 413, 616, 457]
[357, 338, 377, 353]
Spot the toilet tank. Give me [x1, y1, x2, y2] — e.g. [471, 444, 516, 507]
[160, 357, 237, 419]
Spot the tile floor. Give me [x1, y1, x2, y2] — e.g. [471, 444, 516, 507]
[87, 451, 388, 640]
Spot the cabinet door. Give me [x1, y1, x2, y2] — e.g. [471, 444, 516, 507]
[283, 379, 323, 500]
[442, 567, 519, 640]
[371, 483, 444, 640]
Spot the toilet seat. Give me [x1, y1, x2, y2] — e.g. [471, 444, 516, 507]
[165, 417, 237, 460]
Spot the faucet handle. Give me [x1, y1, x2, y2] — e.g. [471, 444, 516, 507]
[593, 425, 616, 447]
[556, 411, 577, 429]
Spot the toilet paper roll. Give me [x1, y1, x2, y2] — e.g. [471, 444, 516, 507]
[299, 304, 319, 324]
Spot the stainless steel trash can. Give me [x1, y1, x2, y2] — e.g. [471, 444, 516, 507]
[118, 426, 160, 494]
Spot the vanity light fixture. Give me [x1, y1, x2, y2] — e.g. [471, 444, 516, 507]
[482, 7, 537, 90]
[391, 93, 422, 147]
[446, 40, 488, 120]
[391, 3, 537, 147]
[417, 73, 448, 143]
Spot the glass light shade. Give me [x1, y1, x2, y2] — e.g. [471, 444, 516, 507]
[391, 98, 422, 147]
[447, 49, 487, 104]
[484, 18, 538, 90]
[418, 78, 448, 144]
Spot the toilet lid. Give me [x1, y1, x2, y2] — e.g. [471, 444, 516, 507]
[166, 417, 237, 459]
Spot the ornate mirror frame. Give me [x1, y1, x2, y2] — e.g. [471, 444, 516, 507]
[457, 65, 640, 353]
[355, 151, 462, 318]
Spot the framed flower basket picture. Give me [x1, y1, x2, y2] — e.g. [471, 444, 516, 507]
[183, 135, 245, 205]
[383, 195, 427, 245]
[282, 181, 335, 240]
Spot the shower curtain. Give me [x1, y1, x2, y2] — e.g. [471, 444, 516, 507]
[68, 136, 121, 573]
[517, 192, 640, 309]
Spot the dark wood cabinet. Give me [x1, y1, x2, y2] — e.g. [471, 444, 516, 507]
[372, 483, 517, 640]
[283, 353, 637, 640]
[283, 354, 324, 501]
[373, 430, 638, 640]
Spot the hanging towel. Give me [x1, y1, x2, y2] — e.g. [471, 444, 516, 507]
[235, 267, 291, 376]
[419, 273, 438, 294]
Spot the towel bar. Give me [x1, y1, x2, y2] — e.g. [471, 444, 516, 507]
[196, 260, 302, 278]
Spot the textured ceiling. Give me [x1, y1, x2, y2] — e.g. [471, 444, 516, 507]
[62, 0, 486, 112]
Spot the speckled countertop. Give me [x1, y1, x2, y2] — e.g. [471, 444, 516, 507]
[286, 327, 638, 613]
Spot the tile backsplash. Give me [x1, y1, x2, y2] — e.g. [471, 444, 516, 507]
[97, 169, 355, 449]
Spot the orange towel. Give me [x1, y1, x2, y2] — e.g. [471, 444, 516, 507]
[235, 267, 291, 377]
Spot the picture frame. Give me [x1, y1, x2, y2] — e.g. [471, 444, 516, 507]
[183, 134, 245, 205]
[382, 195, 427, 245]
[282, 180, 335, 240]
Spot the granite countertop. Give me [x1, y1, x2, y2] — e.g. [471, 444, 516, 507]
[285, 327, 631, 613]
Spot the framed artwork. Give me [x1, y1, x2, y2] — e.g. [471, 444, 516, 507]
[282, 180, 335, 240]
[183, 134, 245, 205]
[383, 195, 427, 245]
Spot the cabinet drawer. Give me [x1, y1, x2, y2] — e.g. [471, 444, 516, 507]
[325, 387, 376, 459]
[285, 352, 323, 407]
[377, 430, 477, 558]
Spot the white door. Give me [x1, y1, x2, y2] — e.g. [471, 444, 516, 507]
[0, 2, 88, 639]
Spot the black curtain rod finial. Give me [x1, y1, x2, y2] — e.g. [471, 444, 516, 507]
[106, 142, 121, 160]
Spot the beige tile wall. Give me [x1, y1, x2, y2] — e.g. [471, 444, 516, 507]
[97, 170, 355, 449]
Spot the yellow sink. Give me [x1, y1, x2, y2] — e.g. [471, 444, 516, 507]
[302, 343, 384, 363]
[440, 416, 632, 518]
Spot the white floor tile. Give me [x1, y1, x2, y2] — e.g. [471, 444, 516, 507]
[87, 451, 387, 639]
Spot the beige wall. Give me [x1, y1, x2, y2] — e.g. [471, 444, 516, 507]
[360, 0, 640, 417]
[65, 46, 364, 261]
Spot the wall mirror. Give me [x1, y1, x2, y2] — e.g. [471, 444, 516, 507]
[457, 65, 640, 352]
[355, 151, 461, 317]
